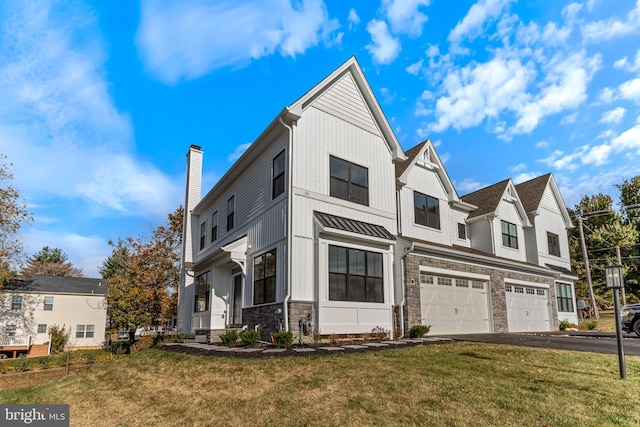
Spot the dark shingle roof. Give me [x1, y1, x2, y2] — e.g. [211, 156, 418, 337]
[395, 141, 427, 178]
[461, 179, 510, 219]
[315, 212, 395, 241]
[3, 275, 107, 295]
[515, 173, 551, 213]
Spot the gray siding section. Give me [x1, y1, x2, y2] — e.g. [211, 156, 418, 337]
[469, 220, 493, 254]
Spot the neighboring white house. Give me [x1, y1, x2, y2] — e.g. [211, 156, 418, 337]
[0, 275, 107, 358]
[177, 57, 578, 340]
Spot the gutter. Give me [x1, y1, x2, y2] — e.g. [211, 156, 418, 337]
[279, 114, 294, 332]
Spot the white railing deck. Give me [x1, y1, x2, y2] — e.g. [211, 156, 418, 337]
[0, 336, 31, 347]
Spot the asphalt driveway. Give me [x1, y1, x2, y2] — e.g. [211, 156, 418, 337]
[446, 332, 640, 356]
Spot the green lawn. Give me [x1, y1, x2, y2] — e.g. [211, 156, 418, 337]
[1, 342, 639, 426]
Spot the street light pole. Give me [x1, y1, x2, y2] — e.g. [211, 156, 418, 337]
[615, 245, 626, 306]
[605, 265, 626, 380]
[578, 216, 599, 319]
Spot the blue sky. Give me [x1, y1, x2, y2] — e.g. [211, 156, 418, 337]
[2, 0, 640, 278]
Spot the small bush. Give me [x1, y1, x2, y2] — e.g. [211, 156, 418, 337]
[86, 352, 97, 364]
[239, 330, 259, 346]
[584, 320, 598, 330]
[48, 325, 70, 354]
[131, 335, 155, 353]
[38, 357, 50, 370]
[328, 333, 339, 346]
[371, 326, 388, 340]
[272, 331, 293, 348]
[13, 354, 30, 372]
[559, 320, 572, 330]
[220, 330, 239, 346]
[409, 324, 431, 338]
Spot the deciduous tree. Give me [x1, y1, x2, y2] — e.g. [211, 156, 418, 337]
[0, 154, 32, 285]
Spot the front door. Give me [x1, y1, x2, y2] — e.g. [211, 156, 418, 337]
[233, 275, 242, 325]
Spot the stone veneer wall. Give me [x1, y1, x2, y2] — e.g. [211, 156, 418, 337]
[242, 302, 284, 340]
[288, 301, 315, 343]
[403, 253, 559, 334]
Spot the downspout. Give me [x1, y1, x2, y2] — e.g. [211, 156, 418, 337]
[488, 217, 496, 255]
[279, 116, 293, 332]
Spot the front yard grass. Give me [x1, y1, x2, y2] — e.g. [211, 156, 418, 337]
[1, 342, 639, 426]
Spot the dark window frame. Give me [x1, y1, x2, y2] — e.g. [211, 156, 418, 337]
[413, 191, 441, 230]
[458, 223, 467, 240]
[199, 221, 206, 250]
[43, 296, 54, 311]
[211, 211, 218, 243]
[556, 282, 574, 312]
[329, 156, 369, 206]
[253, 249, 277, 305]
[272, 150, 285, 199]
[227, 196, 235, 231]
[328, 245, 384, 303]
[11, 295, 22, 311]
[547, 232, 560, 257]
[501, 220, 518, 249]
[37, 324, 47, 334]
[194, 271, 211, 312]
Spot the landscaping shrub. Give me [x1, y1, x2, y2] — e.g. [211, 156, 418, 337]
[240, 330, 259, 345]
[584, 320, 598, 330]
[131, 335, 155, 353]
[220, 330, 239, 346]
[13, 354, 30, 372]
[371, 326, 389, 340]
[86, 352, 97, 364]
[38, 357, 50, 370]
[272, 331, 293, 348]
[409, 324, 431, 338]
[48, 325, 70, 354]
[559, 320, 572, 330]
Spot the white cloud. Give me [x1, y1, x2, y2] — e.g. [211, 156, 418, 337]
[136, 0, 340, 84]
[539, 149, 582, 172]
[448, 0, 515, 47]
[535, 140, 549, 148]
[600, 87, 615, 103]
[456, 178, 483, 193]
[348, 8, 360, 30]
[381, 0, 430, 37]
[561, 113, 578, 125]
[0, 0, 180, 217]
[619, 78, 640, 102]
[582, 0, 640, 43]
[509, 163, 526, 173]
[582, 143, 612, 165]
[612, 123, 640, 152]
[366, 20, 401, 64]
[406, 59, 423, 75]
[514, 172, 540, 184]
[599, 107, 626, 124]
[228, 143, 252, 162]
[614, 57, 628, 69]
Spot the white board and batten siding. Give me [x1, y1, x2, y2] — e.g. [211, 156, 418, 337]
[533, 186, 572, 270]
[450, 208, 471, 247]
[398, 162, 452, 246]
[418, 266, 491, 335]
[493, 201, 528, 262]
[505, 280, 551, 332]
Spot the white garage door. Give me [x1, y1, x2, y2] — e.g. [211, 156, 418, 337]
[420, 275, 490, 334]
[505, 284, 550, 332]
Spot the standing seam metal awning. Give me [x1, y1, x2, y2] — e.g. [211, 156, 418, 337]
[314, 211, 395, 241]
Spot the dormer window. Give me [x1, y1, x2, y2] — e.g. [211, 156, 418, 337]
[414, 191, 440, 230]
[547, 232, 560, 257]
[501, 220, 518, 249]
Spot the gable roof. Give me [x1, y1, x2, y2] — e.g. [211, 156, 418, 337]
[515, 173, 573, 227]
[462, 179, 531, 226]
[289, 56, 406, 162]
[395, 139, 472, 208]
[3, 275, 107, 295]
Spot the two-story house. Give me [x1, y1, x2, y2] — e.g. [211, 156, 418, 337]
[178, 57, 578, 339]
[0, 275, 107, 358]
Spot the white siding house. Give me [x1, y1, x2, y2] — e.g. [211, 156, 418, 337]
[0, 275, 107, 358]
[177, 57, 579, 340]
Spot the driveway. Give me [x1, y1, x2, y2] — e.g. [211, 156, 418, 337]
[445, 332, 640, 356]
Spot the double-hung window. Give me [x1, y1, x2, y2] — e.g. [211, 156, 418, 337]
[37, 324, 47, 334]
[414, 191, 440, 229]
[254, 249, 276, 305]
[43, 296, 54, 311]
[76, 324, 95, 339]
[328, 245, 383, 303]
[211, 211, 218, 243]
[501, 220, 518, 249]
[199, 221, 206, 250]
[329, 156, 369, 206]
[11, 295, 23, 311]
[547, 232, 560, 257]
[194, 271, 211, 312]
[458, 223, 467, 239]
[556, 283, 574, 312]
[272, 150, 285, 199]
[227, 196, 235, 231]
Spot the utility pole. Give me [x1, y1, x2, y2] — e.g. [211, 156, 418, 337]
[616, 245, 626, 306]
[578, 216, 599, 319]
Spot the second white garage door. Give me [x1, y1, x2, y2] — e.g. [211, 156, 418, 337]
[420, 275, 491, 334]
[505, 284, 551, 332]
